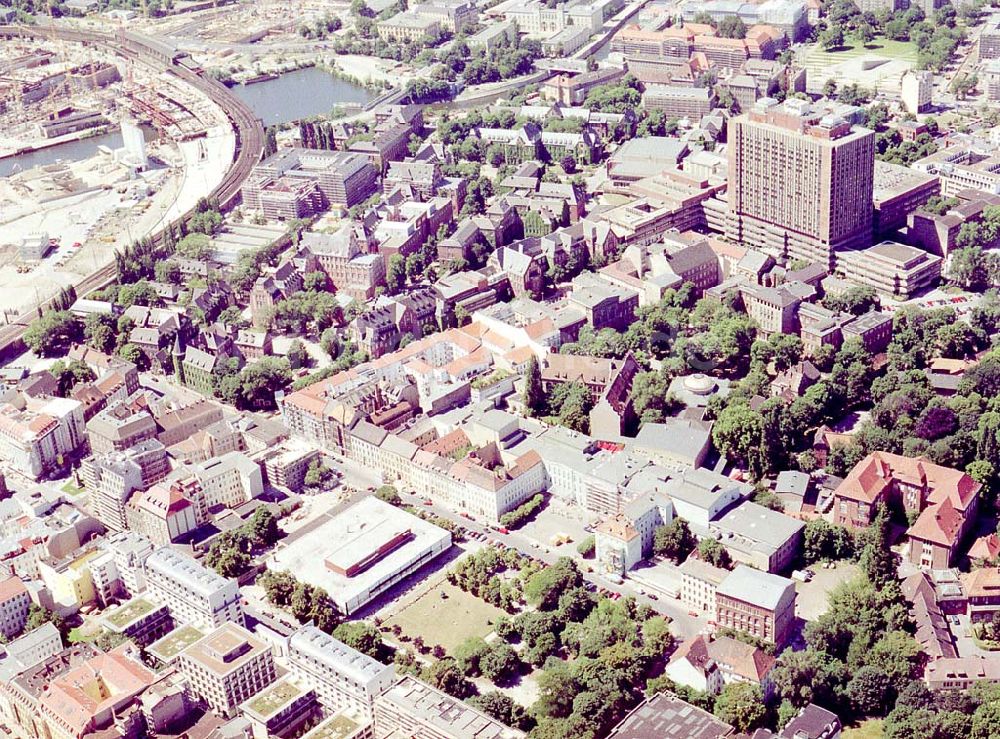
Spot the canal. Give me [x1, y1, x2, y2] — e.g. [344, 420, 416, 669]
[229, 66, 375, 126]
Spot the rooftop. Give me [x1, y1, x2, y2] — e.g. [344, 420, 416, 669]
[716, 565, 795, 611]
[242, 677, 303, 719]
[105, 597, 159, 629]
[147, 624, 206, 662]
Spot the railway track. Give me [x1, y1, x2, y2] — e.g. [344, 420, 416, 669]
[0, 24, 264, 359]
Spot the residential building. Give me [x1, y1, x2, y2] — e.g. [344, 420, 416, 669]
[709, 501, 804, 573]
[6, 642, 156, 739]
[178, 623, 277, 717]
[86, 395, 157, 454]
[980, 13, 1000, 60]
[664, 634, 776, 695]
[901, 70, 933, 114]
[81, 439, 169, 532]
[0, 577, 30, 640]
[925, 656, 1000, 691]
[373, 675, 526, 738]
[642, 84, 715, 118]
[964, 567, 1000, 623]
[680, 557, 729, 614]
[715, 565, 797, 648]
[780, 705, 842, 739]
[286, 625, 396, 718]
[191, 452, 264, 509]
[144, 547, 244, 630]
[102, 595, 174, 647]
[241, 677, 321, 739]
[726, 98, 875, 266]
[126, 482, 199, 545]
[108, 531, 155, 597]
[412, 0, 477, 31]
[377, 12, 441, 42]
[0, 398, 86, 479]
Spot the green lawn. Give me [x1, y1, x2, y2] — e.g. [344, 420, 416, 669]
[60, 481, 85, 496]
[804, 34, 918, 65]
[385, 580, 506, 653]
[843, 719, 884, 739]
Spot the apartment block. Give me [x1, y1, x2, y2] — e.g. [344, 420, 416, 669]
[0, 577, 30, 640]
[726, 98, 875, 266]
[0, 397, 86, 480]
[377, 12, 441, 43]
[641, 84, 715, 119]
[286, 625, 396, 718]
[81, 439, 169, 532]
[86, 395, 157, 454]
[144, 547, 244, 630]
[190, 451, 263, 509]
[178, 623, 277, 717]
[103, 595, 174, 647]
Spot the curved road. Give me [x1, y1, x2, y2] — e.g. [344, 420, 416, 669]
[0, 24, 264, 360]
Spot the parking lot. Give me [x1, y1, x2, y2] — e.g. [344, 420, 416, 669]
[794, 561, 860, 622]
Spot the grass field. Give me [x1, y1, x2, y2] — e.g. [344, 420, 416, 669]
[843, 719, 884, 739]
[805, 35, 918, 64]
[385, 581, 506, 653]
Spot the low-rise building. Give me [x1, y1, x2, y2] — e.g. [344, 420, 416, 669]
[373, 675, 525, 738]
[835, 241, 942, 299]
[709, 501, 804, 573]
[606, 692, 735, 738]
[680, 557, 729, 614]
[267, 497, 452, 615]
[103, 595, 174, 647]
[715, 565, 797, 648]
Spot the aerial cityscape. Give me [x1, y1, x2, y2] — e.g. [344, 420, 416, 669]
[0, 0, 999, 738]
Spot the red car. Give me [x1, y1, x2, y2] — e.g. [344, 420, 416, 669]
[72, 242, 82, 248]
[497, 527, 509, 534]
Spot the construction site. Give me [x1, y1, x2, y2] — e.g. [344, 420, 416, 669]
[0, 28, 235, 322]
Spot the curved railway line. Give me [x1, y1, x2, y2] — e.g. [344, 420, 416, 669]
[0, 24, 265, 360]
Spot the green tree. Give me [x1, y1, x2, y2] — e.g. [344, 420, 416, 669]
[523, 355, 544, 415]
[653, 519, 696, 563]
[455, 636, 492, 676]
[24, 310, 81, 357]
[375, 484, 402, 505]
[423, 658, 476, 699]
[480, 643, 521, 683]
[717, 15, 747, 38]
[286, 339, 309, 370]
[524, 557, 583, 611]
[859, 505, 896, 586]
[714, 682, 766, 733]
[697, 538, 733, 569]
[386, 254, 406, 295]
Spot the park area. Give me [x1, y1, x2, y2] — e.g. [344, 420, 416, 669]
[384, 580, 506, 653]
[800, 34, 918, 95]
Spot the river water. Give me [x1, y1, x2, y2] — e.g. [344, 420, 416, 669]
[229, 66, 375, 126]
[0, 67, 373, 176]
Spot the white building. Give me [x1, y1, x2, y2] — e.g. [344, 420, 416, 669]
[178, 623, 276, 717]
[144, 547, 243, 629]
[503, 1, 603, 34]
[191, 452, 264, 509]
[0, 577, 31, 639]
[0, 398, 85, 480]
[680, 557, 729, 614]
[286, 625, 396, 718]
[0, 623, 63, 726]
[663, 469, 749, 530]
[901, 71, 933, 115]
[108, 531, 155, 597]
[267, 497, 451, 615]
